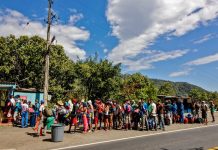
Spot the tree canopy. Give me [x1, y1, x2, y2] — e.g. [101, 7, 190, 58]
[1, 35, 217, 103]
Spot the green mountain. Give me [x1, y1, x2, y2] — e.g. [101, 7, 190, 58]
[151, 79, 208, 96]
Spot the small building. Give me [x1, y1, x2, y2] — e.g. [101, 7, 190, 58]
[0, 82, 49, 105]
[0, 82, 16, 108]
[14, 88, 45, 104]
[0, 82, 51, 124]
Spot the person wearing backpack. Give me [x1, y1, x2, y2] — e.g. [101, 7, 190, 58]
[139, 98, 149, 131]
[13, 98, 21, 125]
[157, 100, 165, 131]
[123, 100, 132, 130]
[172, 101, 177, 124]
[68, 99, 79, 133]
[34, 99, 40, 119]
[108, 101, 115, 130]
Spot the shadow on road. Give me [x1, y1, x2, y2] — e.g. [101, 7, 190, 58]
[188, 147, 204, 150]
[26, 132, 39, 137]
[160, 147, 204, 150]
[42, 138, 52, 142]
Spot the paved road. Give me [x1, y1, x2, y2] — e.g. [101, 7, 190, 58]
[62, 125, 218, 150]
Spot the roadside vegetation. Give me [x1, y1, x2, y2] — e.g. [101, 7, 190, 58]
[1, 35, 218, 104]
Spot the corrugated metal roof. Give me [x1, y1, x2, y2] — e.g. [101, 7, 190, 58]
[0, 82, 16, 85]
[15, 88, 43, 92]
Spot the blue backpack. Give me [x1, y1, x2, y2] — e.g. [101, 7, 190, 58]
[125, 104, 132, 113]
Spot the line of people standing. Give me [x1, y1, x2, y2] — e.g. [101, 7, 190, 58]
[7, 95, 216, 136]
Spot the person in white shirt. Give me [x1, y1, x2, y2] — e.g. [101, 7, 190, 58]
[68, 99, 74, 112]
[21, 100, 29, 128]
[10, 95, 15, 107]
[149, 99, 157, 131]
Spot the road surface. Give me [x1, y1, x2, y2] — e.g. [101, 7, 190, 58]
[59, 125, 218, 150]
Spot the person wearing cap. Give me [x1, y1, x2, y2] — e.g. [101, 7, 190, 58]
[57, 100, 67, 124]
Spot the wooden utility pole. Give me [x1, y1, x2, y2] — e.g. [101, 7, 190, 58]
[43, 0, 52, 106]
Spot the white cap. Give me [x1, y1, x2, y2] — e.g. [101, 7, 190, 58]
[88, 100, 92, 104]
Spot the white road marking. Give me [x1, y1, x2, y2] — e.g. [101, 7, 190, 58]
[51, 124, 218, 150]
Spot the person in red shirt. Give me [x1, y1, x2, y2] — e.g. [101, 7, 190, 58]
[93, 99, 99, 131]
[97, 99, 105, 130]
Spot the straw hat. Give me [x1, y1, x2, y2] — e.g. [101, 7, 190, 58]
[57, 100, 64, 106]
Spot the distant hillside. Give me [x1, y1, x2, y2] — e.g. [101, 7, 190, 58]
[151, 79, 208, 96]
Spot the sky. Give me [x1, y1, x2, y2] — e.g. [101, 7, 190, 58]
[0, 0, 218, 91]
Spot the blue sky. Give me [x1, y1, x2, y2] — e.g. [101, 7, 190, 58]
[0, 0, 218, 91]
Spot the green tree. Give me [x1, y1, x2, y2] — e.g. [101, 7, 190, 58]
[74, 55, 121, 101]
[158, 82, 176, 96]
[189, 88, 205, 101]
[0, 35, 76, 101]
[207, 91, 218, 101]
[119, 73, 157, 100]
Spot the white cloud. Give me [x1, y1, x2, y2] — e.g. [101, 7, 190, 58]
[172, 53, 218, 77]
[0, 9, 90, 60]
[169, 68, 192, 77]
[193, 33, 215, 44]
[69, 13, 84, 25]
[106, 0, 218, 70]
[185, 53, 218, 66]
[124, 49, 189, 71]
